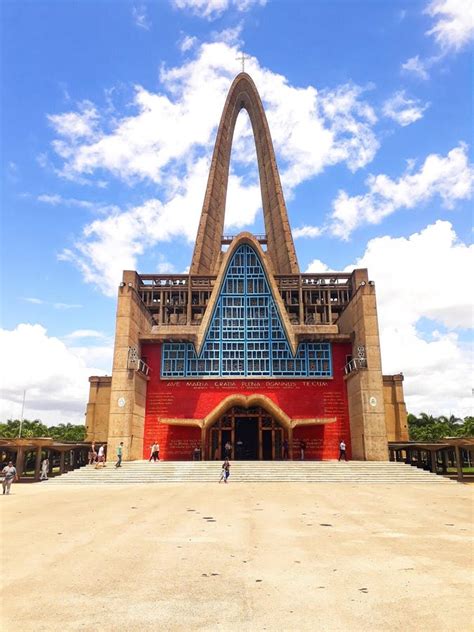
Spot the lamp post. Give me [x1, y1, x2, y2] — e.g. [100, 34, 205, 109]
[18, 390, 26, 438]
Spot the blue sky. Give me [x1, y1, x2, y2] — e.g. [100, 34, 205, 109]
[1, 0, 473, 423]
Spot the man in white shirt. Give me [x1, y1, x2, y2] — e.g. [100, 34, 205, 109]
[2, 461, 18, 494]
[338, 440, 347, 462]
[97, 445, 106, 467]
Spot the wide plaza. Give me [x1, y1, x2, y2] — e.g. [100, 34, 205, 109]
[1, 481, 472, 631]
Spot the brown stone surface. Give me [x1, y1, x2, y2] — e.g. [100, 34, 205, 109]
[338, 283, 389, 460]
[85, 376, 111, 443]
[383, 374, 409, 441]
[190, 73, 299, 276]
[2, 482, 472, 631]
[108, 277, 154, 461]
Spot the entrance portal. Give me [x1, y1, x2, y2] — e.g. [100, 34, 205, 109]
[208, 406, 285, 460]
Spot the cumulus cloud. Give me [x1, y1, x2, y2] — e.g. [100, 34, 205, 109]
[292, 225, 323, 239]
[132, 4, 151, 30]
[382, 90, 430, 126]
[425, 0, 474, 52]
[401, 1, 473, 80]
[171, 0, 266, 20]
[329, 144, 473, 239]
[64, 329, 106, 339]
[179, 34, 198, 52]
[308, 221, 473, 417]
[0, 324, 112, 424]
[48, 101, 99, 140]
[49, 42, 380, 294]
[20, 297, 83, 309]
[401, 55, 430, 80]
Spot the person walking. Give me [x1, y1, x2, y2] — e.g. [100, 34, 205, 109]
[300, 440, 307, 461]
[96, 444, 106, 468]
[39, 457, 49, 481]
[219, 458, 230, 483]
[149, 442, 159, 462]
[2, 461, 18, 495]
[338, 439, 347, 462]
[282, 439, 289, 460]
[115, 442, 124, 468]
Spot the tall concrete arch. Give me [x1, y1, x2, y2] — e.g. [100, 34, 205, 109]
[190, 73, 300, 275]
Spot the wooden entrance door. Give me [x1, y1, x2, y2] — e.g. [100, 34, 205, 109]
[207, 406, 285, 460]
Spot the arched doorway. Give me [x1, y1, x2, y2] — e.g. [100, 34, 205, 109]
[208, 406, 286, 461]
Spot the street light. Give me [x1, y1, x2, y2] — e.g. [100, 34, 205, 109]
[18, 390, 26, 438]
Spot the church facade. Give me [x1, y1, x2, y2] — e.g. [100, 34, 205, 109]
[85, 73, 408, 461]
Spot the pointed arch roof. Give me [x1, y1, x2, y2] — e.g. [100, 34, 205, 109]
[190, 73, 299, 276]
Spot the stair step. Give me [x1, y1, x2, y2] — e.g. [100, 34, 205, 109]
[47, 461, 454, 485]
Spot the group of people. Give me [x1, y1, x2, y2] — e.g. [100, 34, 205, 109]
[149, 442, 160, 462]
[88, 443, 107, 468]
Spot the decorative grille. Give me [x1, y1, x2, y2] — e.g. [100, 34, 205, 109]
[162, 244, 332, 378]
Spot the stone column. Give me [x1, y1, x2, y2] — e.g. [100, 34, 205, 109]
[34, 447, 43, 481]
[108, 271, 154, 462]
[15, 447, 25, 477]
[454, 446, 463, 481]
[59, 451, 65, 474]
[337, 274, 388, 460]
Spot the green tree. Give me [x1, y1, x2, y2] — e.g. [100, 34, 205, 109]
[408, 413, 473, 441]
[0, 419, 85, 441]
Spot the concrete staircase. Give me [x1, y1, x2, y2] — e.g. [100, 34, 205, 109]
[47, 460, 454, 485]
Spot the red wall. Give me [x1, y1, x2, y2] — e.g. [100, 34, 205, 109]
[142, 342, 351, 460]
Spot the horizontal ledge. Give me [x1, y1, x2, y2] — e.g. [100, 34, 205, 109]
[158, 417, 337, 429]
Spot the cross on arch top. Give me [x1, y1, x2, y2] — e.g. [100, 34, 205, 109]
[236, 52, 251, 73]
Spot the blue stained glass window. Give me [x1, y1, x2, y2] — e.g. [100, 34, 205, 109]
[161, 244, 332, 378]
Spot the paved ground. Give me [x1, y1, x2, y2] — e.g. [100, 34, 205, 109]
[1, 481, 472, 632]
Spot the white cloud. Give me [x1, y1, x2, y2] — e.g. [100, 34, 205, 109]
[65, 329, 106, 339]
[179, 34, 198, 52]
[171, 0, 266, 20]
[48, 102, 98, 140]
[401, 55, 430, 80]
[132, 4, 151, 30]
[37, 194, 96, 210]
[0, 324, 112, 424]
[305, 259, 332, 273]
[20, 297, 82, 309]
[309, 221, 473, 417]
[382, 90, 430, 126]
[211, 23, 244, 45]
[401, 1, 473, 80]
[49, 42, 380, 294]
[425, 0, 474, 52]
[52, 303, 83, 310]
[329, 144, 473, 239]
[293, 225, 323, 239]
[37, 193, 118, 214]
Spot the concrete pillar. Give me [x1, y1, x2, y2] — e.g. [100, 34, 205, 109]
[200, 426, 206, 460]
[34, 447, 43, 481]
[454, 446, 463, 481]
[288, 427, 294, 461]
[59, 451, 65, 474]
[15, 447, 25, 477]
[337, 279, 388, 461]
[441, 450, 448, 474]
[108, 272, 154, 461]
[430, 449, 437, 474]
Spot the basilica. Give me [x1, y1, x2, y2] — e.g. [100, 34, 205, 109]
[85, 73, 408, 461]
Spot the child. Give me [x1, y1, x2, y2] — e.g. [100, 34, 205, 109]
[219, 458, 231, 483]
